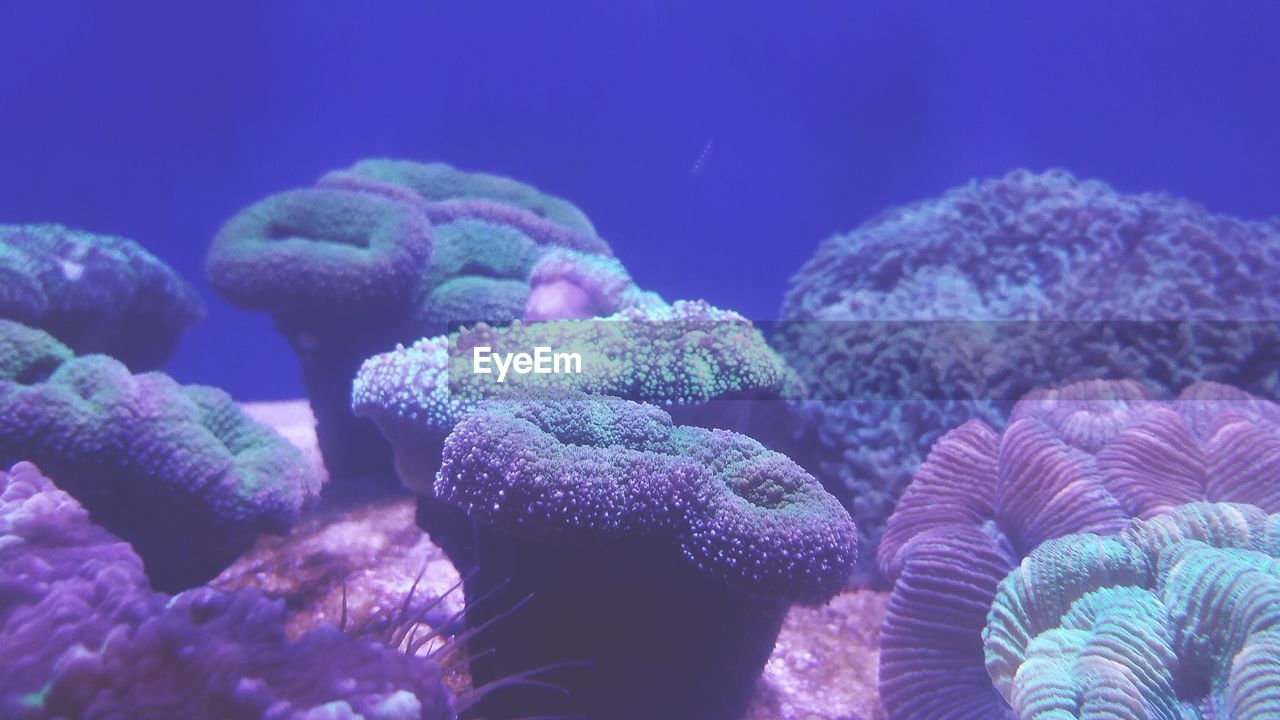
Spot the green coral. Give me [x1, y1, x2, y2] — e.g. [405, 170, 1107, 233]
[984, 502, 1280, 719]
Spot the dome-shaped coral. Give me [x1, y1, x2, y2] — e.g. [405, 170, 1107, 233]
[0, 323, 322, 591]
[0, 224, 204, 370]
[876, 378, 1280, 720]
[433, 391, 855, 720]
[775, 170, 1280, 574]
[984, 502, 1280, 719]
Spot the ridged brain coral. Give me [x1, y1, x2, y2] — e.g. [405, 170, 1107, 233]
[876, 378, 1280, 720]
[0, 462, 452, 720]
[774, 169, 1280, 572]
[0, 223, 204, 370]
[435, 391, 855, 720]
[206, 159, 643, 483]
[352, 300, 799, 495]
[984, 502, 1280, 720]
[0, 322, 321, 591]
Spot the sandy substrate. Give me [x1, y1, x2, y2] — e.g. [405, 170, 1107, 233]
[230, 399, 888, 719]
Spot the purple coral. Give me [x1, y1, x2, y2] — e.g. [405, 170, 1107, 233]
[0, 461, 157, 719]
[0, 323, 321, 591]
[984, 502, 1280, 719]
[0, 223, 204, 370]
[0, 461, 453, 720]
[434, 391, 855, 720]
[523, 247, 664, 321]
[876, 378, 1280, 720]
[774, 170, 1280, 573]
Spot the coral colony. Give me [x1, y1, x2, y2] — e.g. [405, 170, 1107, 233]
[2, 160, 1279, 720]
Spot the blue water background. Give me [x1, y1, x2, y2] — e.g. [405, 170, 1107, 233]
[1, 2, 1277, 400]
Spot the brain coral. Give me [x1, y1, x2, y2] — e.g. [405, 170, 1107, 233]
[984, 502, 1280, 720]
[0, 461, 452, 720]
[207, 160, 641, 485]
[0, 223, 204, 370]
[774, 169, 1280, 572]
[876, 378, 1280, 720]
[435, 391, 855, 720]
[0, 323, 321, 591]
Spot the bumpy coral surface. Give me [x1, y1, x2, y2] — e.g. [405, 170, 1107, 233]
[435, 391, 854, 719]
[206, 160, 642, 483]
[984, 502, 1280, 720]
[774, 169, 1280, 569]
[523, 247, 665, 321]
[47, 586, 453, 720]
[0, 324, 321, 591]
[0, 223, 204, 370]
[0, 461, 157, 719]
[353, 300, 799, 496]
[0, 461, 452, 720]
[441, 391, 857, 602]
[876, 378, 1280, 720]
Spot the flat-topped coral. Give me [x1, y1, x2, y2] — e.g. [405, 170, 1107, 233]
[435, 391, 856, 719]
[353, 300, 799, 495]
[0, 223, 204, 370]
[984, 502, 1280, 720]
[0, 323, 321, 591]
[207, 160, 641, 485]
[0, 461, 453, 720]
[876, 378, 1280, 720]
[206, 183, 435, 484]
[774, 169, 1280, 573]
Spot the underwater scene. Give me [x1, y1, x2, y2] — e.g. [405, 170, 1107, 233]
[2, 3, 1280, 719]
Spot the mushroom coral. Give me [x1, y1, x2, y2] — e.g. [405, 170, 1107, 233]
[774, 169, 1280, 571]
[0, 461, 453, 720]
[0, 322, 321, 591]
[983, 502, 1280, 720]
[0, 223, 204, 370]
[206, 160, 636, 485]
[876, 378, 1280, 720]
[206, 183, 435, 484]
[434, 391, 856, 720]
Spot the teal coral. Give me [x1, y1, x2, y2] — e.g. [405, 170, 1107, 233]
[984, 502, 1280, 719]
[0, 223, 204, 370]
[0, 323, 321, 590]
[352, 300, 798, 493]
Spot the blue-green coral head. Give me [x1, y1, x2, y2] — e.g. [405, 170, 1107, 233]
[984, 502, 1280, 720]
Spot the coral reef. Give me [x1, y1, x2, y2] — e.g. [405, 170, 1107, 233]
[0, 323, 321, 591]
[207, 160, 638, 485]
[0, 461, 452, 720]
[0, 223, 204, 370]
[876, 378, 1280, 720]
[433, 391, 856, 719]
[775, 169, 1280, 570]
[984, 502, 1280, 719]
